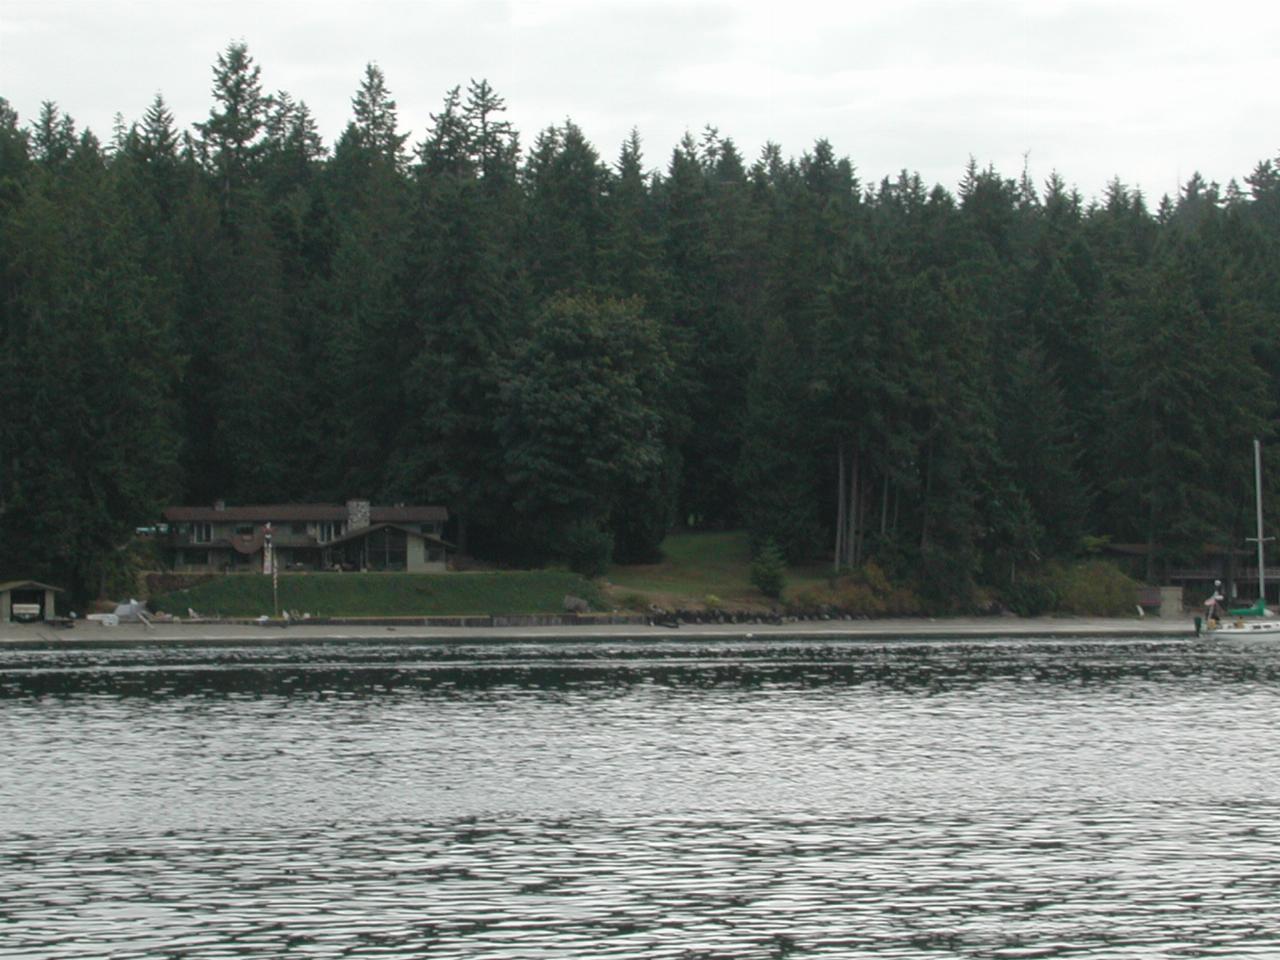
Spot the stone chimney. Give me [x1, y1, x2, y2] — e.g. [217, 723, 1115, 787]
[214, 499, 226, 511]
[346, 499, 371, 530]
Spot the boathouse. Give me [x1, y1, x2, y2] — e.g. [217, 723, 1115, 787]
[0, 580, 63, 622]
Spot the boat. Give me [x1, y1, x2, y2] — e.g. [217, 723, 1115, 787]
[1200, 438, 1280, 637]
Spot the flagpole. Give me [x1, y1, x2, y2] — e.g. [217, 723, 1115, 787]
[265, 523, 278, 618]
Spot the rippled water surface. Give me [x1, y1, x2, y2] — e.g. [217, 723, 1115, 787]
[2, 637, 1279, 958]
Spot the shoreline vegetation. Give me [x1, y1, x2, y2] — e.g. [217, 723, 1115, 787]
[5, 43, 1276, 609]
[138, 532, 1144, 623]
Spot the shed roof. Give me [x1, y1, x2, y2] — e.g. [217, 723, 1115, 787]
[0, 580, 64, 593]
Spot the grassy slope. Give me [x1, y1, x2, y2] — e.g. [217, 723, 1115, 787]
[151, 532, 820, 617]
[606, 530, 828, 609]
[151, 571, 604, 619]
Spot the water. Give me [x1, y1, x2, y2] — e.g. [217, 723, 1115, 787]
[2, 637, 1279, 958]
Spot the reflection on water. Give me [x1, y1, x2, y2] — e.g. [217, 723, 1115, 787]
[2, 638, 1279, 958]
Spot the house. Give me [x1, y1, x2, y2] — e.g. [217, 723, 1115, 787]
[1, 580, 63, 622]
[162, 500, 451, 573]
[1103, 541, 1278, 607]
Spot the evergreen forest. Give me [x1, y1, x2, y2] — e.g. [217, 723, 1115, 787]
[2, 43, 1279, 605]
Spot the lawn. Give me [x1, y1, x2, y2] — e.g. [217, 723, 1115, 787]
[150, 532, 829, 617]
[150, 570, 605, 619]
[605, 530, 830, 609]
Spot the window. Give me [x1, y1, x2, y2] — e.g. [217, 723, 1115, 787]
[192, 522, 212, 543]
[319, 521, 342, 542]
[235, 524, 254, 536]
[291, 523, 307, 535]
[366, 527, 408, 571]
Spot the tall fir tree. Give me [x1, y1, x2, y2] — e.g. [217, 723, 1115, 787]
[523, 120, 609, 302]
[0, 125, 180, 599]
[315, 65, 414, 497]
[392, 82, 524, 554]
[183, 41, 295, 502]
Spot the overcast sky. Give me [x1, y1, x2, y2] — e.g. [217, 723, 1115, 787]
[3, 0, 1277, 201]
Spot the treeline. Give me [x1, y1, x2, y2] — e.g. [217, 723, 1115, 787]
[2, 42, 1278, 604]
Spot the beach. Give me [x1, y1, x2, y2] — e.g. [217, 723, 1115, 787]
[0, 613, 1196, 646]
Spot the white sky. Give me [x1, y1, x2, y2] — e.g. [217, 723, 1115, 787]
[2, 0, 1277, 202]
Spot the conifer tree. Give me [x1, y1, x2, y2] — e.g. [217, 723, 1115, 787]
[463, 79, 517, 184]
[316, 66, 414, 497]
[523, 120, 609, 301]
[0, 128, 180, 598]
[350, 64, 409, 165]
[392, 82, 524, 553]
[738, 314, 824, 561]
[194, 41, 267, 225]
[0, 99, 30, 192]
[31, 102, 77, 172]
[183, 42, 295, 501]
[4, 67, 1280, 602]
[600, 129, 666, 308]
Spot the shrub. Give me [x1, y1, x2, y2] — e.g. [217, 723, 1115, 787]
[1044, 560, 1140, 616]
[558, 522, 614, 579]
[831, 580, 884, 616]
[1001, 579, 1058, 617]
[750, 539, 787, 599]
[100, 537, 165, 601]
[918, 543, 979, 612]
[786, 586, 829, 613]
[785, 562, 923, 616]
[616, 592, 650, 611]
[994, 560, 1140, 616]
[860, 560, 892, 595]
[883, 585, 925, 616]
[833, 561, 923, 616]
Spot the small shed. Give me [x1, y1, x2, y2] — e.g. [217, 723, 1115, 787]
[0, 580, 64, 622]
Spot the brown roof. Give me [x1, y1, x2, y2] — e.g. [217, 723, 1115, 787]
[163, 503, 448, 523]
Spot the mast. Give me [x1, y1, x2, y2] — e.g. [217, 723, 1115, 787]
[1255, 438, 1266, 605]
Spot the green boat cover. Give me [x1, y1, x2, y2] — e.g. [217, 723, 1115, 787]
[1227, 597, 1268, 617]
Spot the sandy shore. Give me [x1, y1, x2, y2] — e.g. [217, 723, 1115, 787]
[0, 615, 1197, 646]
